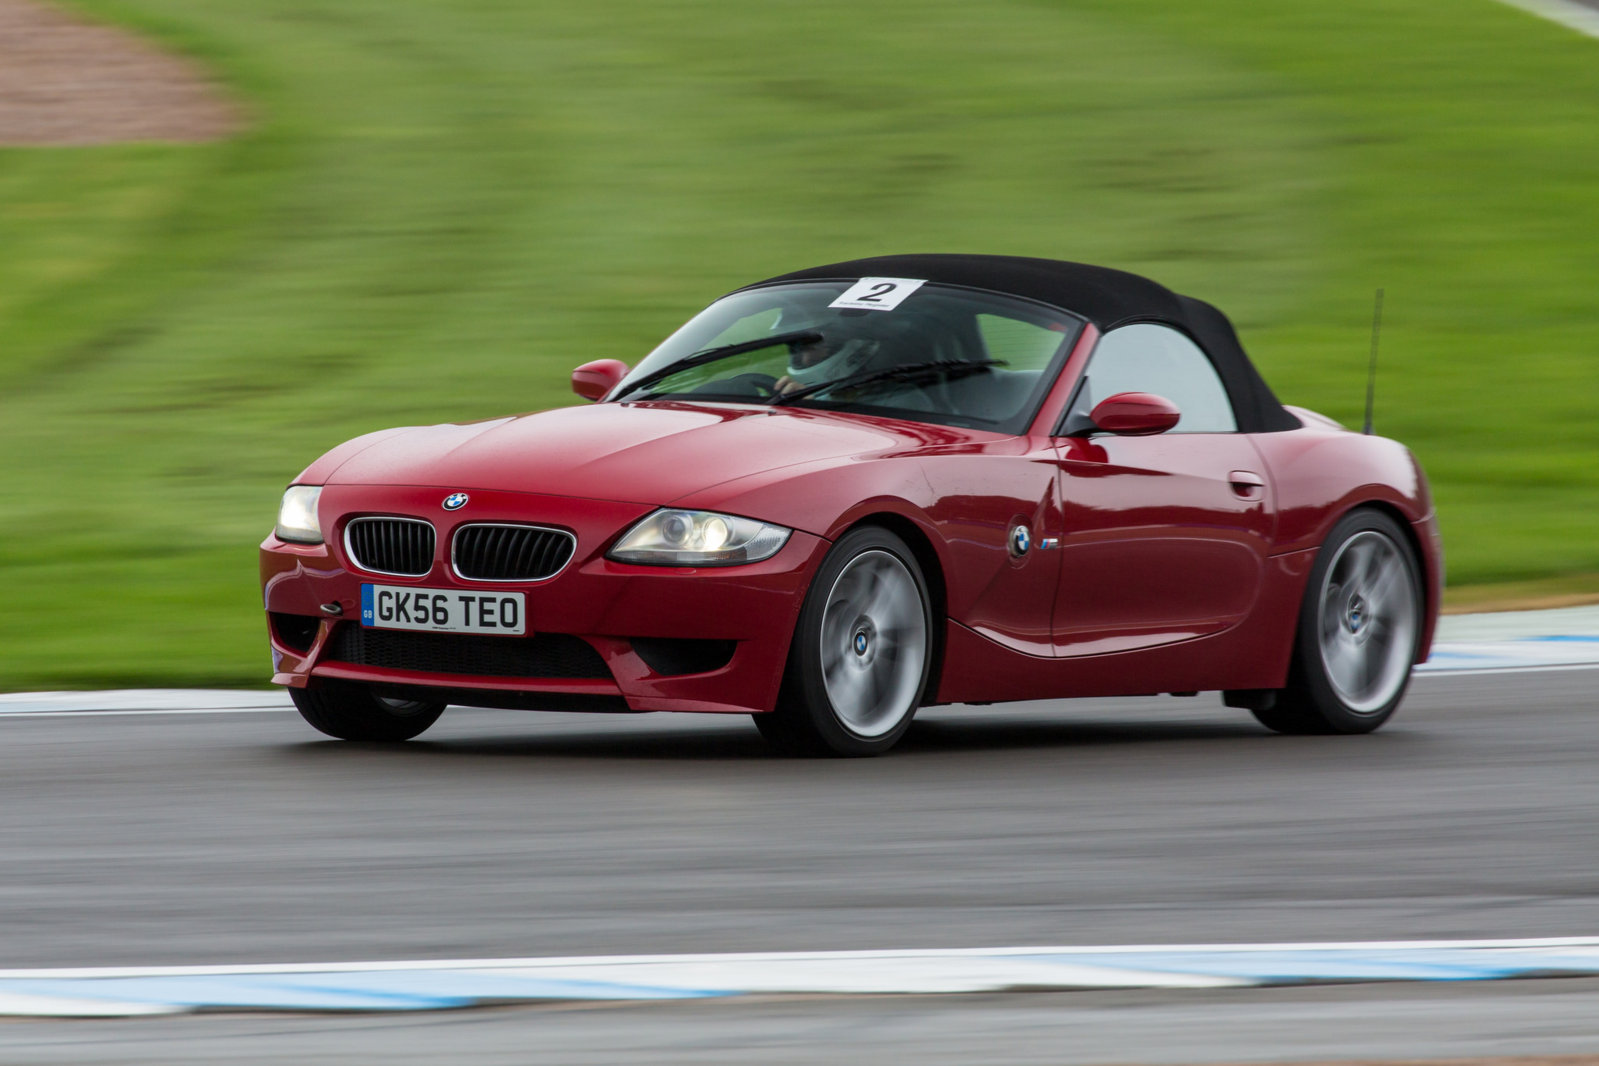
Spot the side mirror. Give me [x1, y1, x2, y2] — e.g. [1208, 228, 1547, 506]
[1085, 392, 1181, 436]
[571, 359, 629, 402]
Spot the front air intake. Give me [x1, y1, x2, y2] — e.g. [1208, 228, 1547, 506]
[345, 517, 436, 577]
[323, 626, 611, 679]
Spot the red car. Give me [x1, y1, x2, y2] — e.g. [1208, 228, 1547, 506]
[261, 255, 1442, 755]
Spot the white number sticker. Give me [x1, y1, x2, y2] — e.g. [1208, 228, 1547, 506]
[828, 277, 927, 312]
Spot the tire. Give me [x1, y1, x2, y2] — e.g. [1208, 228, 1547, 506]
[754, 527, 933, 756]
[1252, 508, 1422, 735]
[290, 682, 445, 741]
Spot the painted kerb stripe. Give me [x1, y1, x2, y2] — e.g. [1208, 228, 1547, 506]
[6, 938, 1599, 1017]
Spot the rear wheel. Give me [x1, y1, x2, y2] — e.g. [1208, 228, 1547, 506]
[290, 683, 445, 741]
[754, 527, 933, 756]
[1252, 509, 1422, 735]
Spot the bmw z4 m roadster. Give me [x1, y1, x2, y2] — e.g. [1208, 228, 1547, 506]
[261, 254, 1442, 755]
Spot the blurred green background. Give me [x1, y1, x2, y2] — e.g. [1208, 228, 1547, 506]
[2, 0, 1596, 688]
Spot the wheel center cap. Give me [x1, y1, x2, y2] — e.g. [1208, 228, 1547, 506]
[1347, 595, 1367, 634]
[851, 619, 876, 664]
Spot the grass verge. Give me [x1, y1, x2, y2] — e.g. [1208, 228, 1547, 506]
[2, 0, 1596, 688]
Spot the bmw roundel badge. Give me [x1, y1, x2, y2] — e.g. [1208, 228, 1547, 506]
[1009, 524, 1031, 557]
[442, 492, 469, 511]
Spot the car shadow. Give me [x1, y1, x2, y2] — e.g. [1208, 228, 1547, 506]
[277, 703, 1292, 763]
[897, 714, 1266, 753]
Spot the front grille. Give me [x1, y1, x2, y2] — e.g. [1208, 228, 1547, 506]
[323, 625, 611, 679]
[346, 517, 436, 577]
[452, 523, 575, 581]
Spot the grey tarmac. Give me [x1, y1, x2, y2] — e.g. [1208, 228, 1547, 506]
[1, 666, 1597, 1061]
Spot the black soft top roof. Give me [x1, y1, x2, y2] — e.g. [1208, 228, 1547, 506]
[754, 254, 1299, 433]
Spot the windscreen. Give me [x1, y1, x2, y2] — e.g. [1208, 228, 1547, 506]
[612, 280, 1084, 433]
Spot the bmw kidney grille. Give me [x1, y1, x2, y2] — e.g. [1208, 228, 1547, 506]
[345, 517, 436, 577]
[452, 523, 576, 582]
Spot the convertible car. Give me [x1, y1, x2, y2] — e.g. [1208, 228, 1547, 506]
[261, 254, 1442, 755]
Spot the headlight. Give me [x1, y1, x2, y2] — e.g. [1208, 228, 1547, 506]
[608, 509, 791, 567]
[275, 485, 324, 544]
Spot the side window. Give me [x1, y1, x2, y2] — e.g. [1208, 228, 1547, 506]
[1077, 323, 1237, 433]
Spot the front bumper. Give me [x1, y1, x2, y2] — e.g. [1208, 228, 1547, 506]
[261, 484, 827, 714]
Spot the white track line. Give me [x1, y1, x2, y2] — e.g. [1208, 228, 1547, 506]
[7, 935, 1599, 980]
[0, 707, 292, 719]
[0, 690, 291, 716]
[7, 937, 1599, 1017]
[1495, 0, 1599, 38]
[1419, 662, 1599, 677]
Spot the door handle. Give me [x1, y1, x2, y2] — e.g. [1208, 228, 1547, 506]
[1228, 470, 1265, 500]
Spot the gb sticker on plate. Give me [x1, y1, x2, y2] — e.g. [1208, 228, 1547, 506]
[829, 277, 927, 312]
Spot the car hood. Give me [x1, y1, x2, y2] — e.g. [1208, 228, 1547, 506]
[317, 401, 978, 504]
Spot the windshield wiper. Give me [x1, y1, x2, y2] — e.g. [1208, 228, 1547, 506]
[771, 358, 1007, 405]
[612, 330, 824, 402]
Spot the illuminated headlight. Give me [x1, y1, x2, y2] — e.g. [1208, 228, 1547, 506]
[275, 485, 324, 544]
[608, 509, 791, 567]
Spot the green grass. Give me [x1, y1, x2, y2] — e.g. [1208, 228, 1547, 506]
[1, 0, 1596, 688]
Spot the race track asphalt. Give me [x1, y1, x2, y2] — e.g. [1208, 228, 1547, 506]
[1, 666, 1597, 1062]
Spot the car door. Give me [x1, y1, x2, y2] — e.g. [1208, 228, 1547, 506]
[1049, 323, 1275, 656]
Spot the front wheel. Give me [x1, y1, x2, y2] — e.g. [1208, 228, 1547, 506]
[291, 683, 445, 741]
[755, 527, 933, 756]
[1252, 509, 1422, 735]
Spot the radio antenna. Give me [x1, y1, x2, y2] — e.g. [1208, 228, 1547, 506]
[1363, 287, 1384, 436]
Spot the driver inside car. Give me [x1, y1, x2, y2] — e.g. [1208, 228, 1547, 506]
[773, 332, 881, 397]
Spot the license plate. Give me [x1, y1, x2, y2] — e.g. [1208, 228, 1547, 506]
[360, 584, 526, 636]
